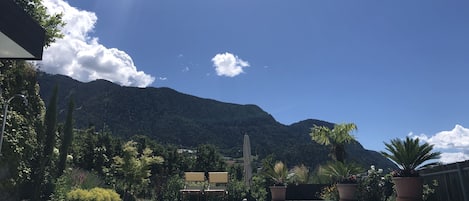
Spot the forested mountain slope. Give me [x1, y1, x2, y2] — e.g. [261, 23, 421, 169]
[37, 73, 395, 169]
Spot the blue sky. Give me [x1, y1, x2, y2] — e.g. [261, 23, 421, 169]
[40, 0, 469, 163]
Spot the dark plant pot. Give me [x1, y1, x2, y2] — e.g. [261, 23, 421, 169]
[286, 184, 326, 200]
[337, 183, 358, 201]
[393, 177, 423, 201]
[269, 185, 286, 201]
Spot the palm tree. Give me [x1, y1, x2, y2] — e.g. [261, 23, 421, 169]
[310, 123, 357, 162]
[381, 137, 441, 177]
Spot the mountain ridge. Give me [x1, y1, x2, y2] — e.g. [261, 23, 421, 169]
[37, 73, 395, 169]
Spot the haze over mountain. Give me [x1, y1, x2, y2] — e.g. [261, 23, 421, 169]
[37, 73, 395, 169]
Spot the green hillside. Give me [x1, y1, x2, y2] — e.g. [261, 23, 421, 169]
[37, 73, 395, 169]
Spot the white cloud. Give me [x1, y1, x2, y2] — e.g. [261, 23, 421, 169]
[39, 0, 155, 87]
[439, 152, 469, 164]
[416, 125, 469, 149]
[414, 124, 469, 164]
[211, 52, 249, 77]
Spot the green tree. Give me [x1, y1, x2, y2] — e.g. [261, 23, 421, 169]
[57, 99, 74, 177]
[310, 123, 357, 162]
[0, 1, 63, 198]
[0, 61, 46, 200]
[160, 174, 184, 201]
[151, 144, 194, 199]
[194, 144, 226, 174]
[112, 141, 163, 199]
[70, 126, 120, 180]
[32, 85, 58, 200]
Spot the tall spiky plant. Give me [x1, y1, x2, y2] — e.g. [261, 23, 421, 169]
[381, 137, 441, 177]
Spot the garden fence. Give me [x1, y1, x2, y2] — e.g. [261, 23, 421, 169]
[419, 160, 469, 201]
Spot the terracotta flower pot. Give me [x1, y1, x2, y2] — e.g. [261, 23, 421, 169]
[393, 177, 423, 201]
[336, 183, 358, 201]
[269, 185, 287, 201]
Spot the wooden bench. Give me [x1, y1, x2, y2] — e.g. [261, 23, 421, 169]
[205, 172, 228, 200]
[180, 172, 206, 200]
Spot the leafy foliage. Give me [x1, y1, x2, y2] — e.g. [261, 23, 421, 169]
[71, 127, 120, 180]
[262, 159, 288, 185]
[250, 175, 268, 201]
[66, 187, 121, 201]
[51, 168, 105, 201]
[290, 164, 310, 184]
[0, 61, 45, 200]
[160, 174, 184, 201]
[194, 144, 226, 173]
[319, 161, 363, 184]
[310, 123, 357, 162]
[381, 137, 441, 177]
[57, 99, 74, 177]
[112, 141, 163, 198]
[31, 85, 58, 199]
[357, 165, 393, 201]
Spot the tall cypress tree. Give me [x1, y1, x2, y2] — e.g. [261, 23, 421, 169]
[43, 85, 58, 168]
[32, 85, 58, 200]
[57, 99, 74, 177]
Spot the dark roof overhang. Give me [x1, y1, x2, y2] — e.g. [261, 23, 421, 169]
[0, 0, 46, 60]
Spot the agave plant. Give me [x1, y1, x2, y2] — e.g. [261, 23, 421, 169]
[381, 137, 441, 177]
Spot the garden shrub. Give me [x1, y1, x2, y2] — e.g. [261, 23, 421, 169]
[66, 187, 121, 201]
[250, 175, 268, 201]
[358, 165, 393, 201]
[51, 168, 105, 200]
[160, 174, 184, 201]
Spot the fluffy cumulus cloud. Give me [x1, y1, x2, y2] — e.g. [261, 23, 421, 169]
[211, 52, 249, 77]
[414, 124, 469, 164]
[39, 0, 155, 87]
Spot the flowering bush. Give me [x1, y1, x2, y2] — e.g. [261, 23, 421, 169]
[357, 165, 393, 201]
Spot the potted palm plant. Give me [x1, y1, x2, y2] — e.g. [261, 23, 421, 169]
[381, 137, 441, 201]
[262, 160, 288, 201]
[321, 161, 363, 201]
